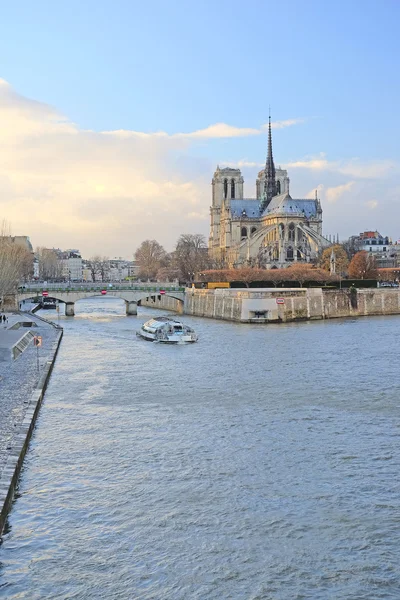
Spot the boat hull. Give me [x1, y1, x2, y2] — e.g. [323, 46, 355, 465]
[136, 316, 198, 343]
[136, 330, 196, 343]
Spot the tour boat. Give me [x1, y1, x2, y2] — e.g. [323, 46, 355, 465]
[137, 316, 198, 343]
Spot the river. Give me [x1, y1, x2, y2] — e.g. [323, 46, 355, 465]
[1, 298, 400, 599]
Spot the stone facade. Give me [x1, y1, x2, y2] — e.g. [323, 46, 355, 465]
[143, 287, 400, 324]
[184, 288, 400, 323]
[209, 120, 330, 268]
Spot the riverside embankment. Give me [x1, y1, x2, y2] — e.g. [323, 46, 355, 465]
[141, 287, 400, 323]
[0, 312, 62, 534]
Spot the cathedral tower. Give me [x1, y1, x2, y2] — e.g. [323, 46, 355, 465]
[209, 167, 244, 253]
[261, 115, 276, 212]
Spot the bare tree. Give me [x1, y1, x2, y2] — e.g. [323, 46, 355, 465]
[174, 234, 210, 282]
[36, 247, 63, 281]
[286, 263, 337, 287]
[86, 256, 101, 282]
[135, 240, 167, 280]
[98, 256, 110, 282]
[342, 236, 362, 259]
[0, 222, 33, 305]
[85, 255, 110, 282]
[156, 266, 181, 282]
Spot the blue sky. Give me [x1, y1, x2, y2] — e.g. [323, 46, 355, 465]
[1, 0, 399, 255]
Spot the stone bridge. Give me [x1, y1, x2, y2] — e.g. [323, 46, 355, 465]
[18, 284, 186, 316]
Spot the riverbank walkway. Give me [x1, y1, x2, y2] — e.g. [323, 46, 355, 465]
[0, 312, 59, 478]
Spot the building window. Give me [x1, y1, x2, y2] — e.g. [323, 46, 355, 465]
[287, 246, 294, 261]
[251, 227, 257, 235]
[224, 178, 228, 199]
[241, 227, 248, 239]
[231, 179, 235, 199]
[288, 223, 295, 241]
[276, 180, 281, 194]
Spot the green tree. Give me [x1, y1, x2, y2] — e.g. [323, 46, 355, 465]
[320, 245, 349, 274]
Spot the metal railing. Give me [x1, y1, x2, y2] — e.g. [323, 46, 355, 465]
[19, 283, 185, 294]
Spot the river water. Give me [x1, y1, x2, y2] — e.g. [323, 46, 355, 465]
[1, 298, 400, 599]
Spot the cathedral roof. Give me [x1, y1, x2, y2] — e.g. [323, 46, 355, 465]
[229, 194, 319, 219]
[230, 199, 260, 219]
[263, 192, 318, 218]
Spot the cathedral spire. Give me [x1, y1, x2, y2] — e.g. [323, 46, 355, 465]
[261, 112, 277, 212]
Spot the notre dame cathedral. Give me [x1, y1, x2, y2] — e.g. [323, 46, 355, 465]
[208, 117, 330, 268]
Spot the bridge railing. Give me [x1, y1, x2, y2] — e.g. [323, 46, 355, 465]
[19, 285, 186, 294]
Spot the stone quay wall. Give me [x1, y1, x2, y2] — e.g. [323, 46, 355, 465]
[0, 317, 63, 535]
[140, 294, 184, 313]
[142, 287, 400, 323]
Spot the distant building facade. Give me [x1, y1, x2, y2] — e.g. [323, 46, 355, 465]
[108, 258, 133, 281]
[9, 235, 33, 253]
[209, 118, 330, 267]
[58, 250, 83, 281]
[351, 231, 400, 268]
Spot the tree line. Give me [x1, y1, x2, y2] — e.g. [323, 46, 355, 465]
[0, 222, 33, 305]
[134, 238, 381, 283]
[0, 221, 387, 305]
[134, 234, 212, 282]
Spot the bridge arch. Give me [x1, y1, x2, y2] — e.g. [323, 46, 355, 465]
[18, 286, 186, 317]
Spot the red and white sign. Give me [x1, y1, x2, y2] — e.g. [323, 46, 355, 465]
[160, 290, 166, 295]
[42, 291, 49, 297]
[101, 290, 107, 295]
[276, 298, 285, 305]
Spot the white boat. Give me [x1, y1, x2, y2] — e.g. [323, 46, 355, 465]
[137, 316, 198, 343]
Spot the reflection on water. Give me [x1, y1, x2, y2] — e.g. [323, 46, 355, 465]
[1, 298, 400, 599]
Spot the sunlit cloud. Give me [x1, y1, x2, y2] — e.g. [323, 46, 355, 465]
[105, 118, 305, 141]
[0, 78, 398, 254]
[325, 181, 355, 203]
[306, 184, 325, 199]
[286, 152, 396, 179]
[225, 160, 264, 169]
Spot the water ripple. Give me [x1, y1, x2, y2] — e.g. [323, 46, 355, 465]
[1, 300, 400, 599]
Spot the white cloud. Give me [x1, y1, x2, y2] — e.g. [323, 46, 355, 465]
[286, 152, 396, 179]
[306, 184, 325, 199]
[1, 78, 399, 253]
[105, 118, 304, 141]
[225, 160, 264, 169]
[269, 118, 306, 130]
[366, 200, 378, 210]
[325, 181, 355, 203]
[0, 79, 308, 256]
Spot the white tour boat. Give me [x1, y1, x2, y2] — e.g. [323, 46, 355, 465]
[137, 316, 198, 343]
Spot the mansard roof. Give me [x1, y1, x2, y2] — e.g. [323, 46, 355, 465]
[263, 192, 318, 218]
[230, 199, 260, 219]
[229, 193, 319, 220]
